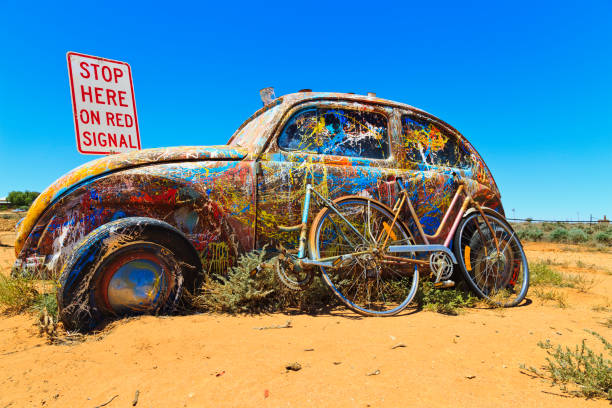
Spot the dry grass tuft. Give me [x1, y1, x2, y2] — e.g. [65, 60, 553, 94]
[533, 288, 568, 308]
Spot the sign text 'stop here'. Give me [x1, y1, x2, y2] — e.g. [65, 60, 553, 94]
[67, 52, 140, 155]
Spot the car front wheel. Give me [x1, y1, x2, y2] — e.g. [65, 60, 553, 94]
[57, 218, 194, 331]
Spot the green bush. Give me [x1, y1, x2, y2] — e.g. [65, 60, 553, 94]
[517, 229, 529, 241]
[594, 231, 612, 245]
[521, 330, 612, 400]
[517, 226, 544, 241]
[416, 282, 477, 315]
[6, 190, 39, 207]
[527, 227, 544, 241]
[549, 228, 569, 242]
[568, 228, 588, 243]
[530, 262, 570, 287]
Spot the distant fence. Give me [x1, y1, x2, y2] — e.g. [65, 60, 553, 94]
[507, 218, 609, 224]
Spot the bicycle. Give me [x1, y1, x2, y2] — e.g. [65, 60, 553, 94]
[274, 176, 529, 316]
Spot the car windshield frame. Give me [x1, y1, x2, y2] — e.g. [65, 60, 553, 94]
[227, 99, 284, 151]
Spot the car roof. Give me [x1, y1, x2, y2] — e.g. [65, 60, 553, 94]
[280, 91, 427, 113]
[230, 91, 464, 143]
[282, 92, 465, 139]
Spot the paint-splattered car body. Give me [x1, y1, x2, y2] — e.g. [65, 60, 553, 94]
[14, 92, 503, 284]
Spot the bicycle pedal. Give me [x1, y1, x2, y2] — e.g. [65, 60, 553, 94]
[434, 280, 455, 289]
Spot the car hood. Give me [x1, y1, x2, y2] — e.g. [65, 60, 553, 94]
[15, 145, 248, 255]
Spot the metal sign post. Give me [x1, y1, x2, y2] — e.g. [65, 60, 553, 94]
[67, 52, 140, 155]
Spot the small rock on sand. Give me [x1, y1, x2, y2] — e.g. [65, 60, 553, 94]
[285, 362, 302, 371]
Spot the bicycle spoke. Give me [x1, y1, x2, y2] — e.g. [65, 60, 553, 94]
[314, 198, 419, 315]
[457, 212, 528, 306]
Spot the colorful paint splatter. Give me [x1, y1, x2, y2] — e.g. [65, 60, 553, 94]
[14, 91, 506, 325]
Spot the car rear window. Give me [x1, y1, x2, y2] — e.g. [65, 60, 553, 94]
[401, 115, 472, 168]
[278, 107, 389, 160]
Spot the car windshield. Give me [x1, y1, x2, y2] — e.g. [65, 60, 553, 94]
[228, 103, 282, 151]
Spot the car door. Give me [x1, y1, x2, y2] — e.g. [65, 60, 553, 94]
[393, 110, 474, 241]
[255, 100, 401, 250]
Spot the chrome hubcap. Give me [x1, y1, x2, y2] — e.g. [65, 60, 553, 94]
[107, 258, 167, 314]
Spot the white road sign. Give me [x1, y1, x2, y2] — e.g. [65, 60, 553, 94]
[67, 52, 140, 155]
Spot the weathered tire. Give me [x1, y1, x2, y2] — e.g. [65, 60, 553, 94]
[453, 210, 529, 307]
[57, 217, 200, 331]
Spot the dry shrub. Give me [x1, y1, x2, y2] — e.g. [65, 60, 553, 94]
[0, 275, 58, 318]
[521, 331, 612, 401]
[190, 248, 337, 314]
[0, 275, 38, 314]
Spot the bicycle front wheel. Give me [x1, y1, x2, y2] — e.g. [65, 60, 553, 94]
[454, 210, 529, 307]
[309, 196, 419, 316]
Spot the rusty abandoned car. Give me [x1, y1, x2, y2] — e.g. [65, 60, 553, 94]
[14, 90, 529, 329]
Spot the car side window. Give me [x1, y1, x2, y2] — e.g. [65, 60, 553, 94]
[401, 115, 472, 168]
[278, 107, 389, 159]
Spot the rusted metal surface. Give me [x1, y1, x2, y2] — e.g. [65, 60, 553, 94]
[14, 91, 503, 280]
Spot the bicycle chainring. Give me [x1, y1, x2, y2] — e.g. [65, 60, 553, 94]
[429, 251, 454, 281]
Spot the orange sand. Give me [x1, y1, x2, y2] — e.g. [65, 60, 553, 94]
[1, 233, 611, 407]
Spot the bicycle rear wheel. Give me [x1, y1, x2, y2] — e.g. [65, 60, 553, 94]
[454, 210, 529, 307]
[309, 196, 419, 316]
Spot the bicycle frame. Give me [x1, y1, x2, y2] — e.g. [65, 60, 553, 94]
[279, 184, 369, 265]
[280, 178, 500, 269]
[385, 178, 500, 259]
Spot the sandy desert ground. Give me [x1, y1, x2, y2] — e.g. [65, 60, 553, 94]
[0, 217, 611, 407]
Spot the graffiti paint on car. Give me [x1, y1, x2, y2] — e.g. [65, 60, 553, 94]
[14, 92, 503, 283]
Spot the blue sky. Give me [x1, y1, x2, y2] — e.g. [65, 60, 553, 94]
[0, 0, 610, 220]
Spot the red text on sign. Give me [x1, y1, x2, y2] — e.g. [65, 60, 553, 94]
[80, 86, 129, 107]
[82, 131, 138, 149]
[105, 112, 134, 127]
[79, 62, 124, 83]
